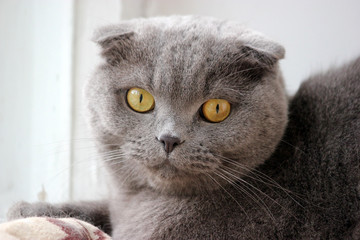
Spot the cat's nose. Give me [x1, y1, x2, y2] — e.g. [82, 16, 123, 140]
[158, 135, 181, 154]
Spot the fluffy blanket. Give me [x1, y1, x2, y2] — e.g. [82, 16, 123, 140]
[0, 217, 111, 240]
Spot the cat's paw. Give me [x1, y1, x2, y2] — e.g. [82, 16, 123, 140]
[7, 201, 56, 220]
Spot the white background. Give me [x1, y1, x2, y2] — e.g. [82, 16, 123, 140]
[1, 0, 360, 220]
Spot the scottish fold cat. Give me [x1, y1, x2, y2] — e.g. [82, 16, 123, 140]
[8, 16, 360, 239]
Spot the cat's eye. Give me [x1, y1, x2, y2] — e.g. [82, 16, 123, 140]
[126, 87, 155, 113]
[201, 99, 231, 123]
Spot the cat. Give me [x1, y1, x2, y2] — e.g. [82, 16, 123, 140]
[7, 16, 360, 239]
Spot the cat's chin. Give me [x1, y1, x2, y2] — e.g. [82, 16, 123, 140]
[144, 161, 219, 195]
[146, 156, 216, 178]
[148, 160, 181, 179]
[148, 175, 218, 196]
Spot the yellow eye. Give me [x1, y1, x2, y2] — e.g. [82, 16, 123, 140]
[126, 87, 155, 113]
[202, 99, 231, 123]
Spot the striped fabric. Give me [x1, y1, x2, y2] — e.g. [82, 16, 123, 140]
[0, 217, 111, 240]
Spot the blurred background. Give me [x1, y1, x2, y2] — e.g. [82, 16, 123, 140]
[1, 0, 360, 220]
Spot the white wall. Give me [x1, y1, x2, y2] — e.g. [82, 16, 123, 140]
[0, 0, 74, 221]
[0, 0, 34, 221]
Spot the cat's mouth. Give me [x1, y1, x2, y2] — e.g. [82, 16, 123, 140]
[144, 158, 222, 195]
[146, 156, 216, 182]
[148, 160, 181, 179]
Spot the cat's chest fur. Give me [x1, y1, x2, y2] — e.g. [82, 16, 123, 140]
[109, 188, 290, 239]
[110, 191, 211, 239]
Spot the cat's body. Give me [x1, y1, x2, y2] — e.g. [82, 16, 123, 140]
[8, 16, 360, 239]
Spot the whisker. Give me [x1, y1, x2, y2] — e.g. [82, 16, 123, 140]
[280, 139, 306, 154]
[102, 154, 125, 162]
[119, 167, 136, 185]
[104, 159, 126, 167]
[216, 155, 303, 194]
[219, 167, 302, 222]
[215, 169, 275, 221]
[215, 154, 305, 208]
[221, 164, 292, 196]
[204, 173, 249, 219]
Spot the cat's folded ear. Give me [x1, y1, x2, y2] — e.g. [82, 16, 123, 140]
[227, 31, 285, 79]
[238, 30, 285, 68]
[92, 25, 135, 64]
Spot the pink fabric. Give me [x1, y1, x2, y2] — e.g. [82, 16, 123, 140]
[0, 217, 111, 240]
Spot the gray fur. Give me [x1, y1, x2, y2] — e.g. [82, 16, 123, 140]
[7, 16, 360, 239]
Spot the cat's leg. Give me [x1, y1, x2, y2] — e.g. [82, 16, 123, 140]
[7, 200, 111, 234]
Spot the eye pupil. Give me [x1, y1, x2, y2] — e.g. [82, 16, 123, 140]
[126, 87, 155, 113]
[201, 99, 231, 123]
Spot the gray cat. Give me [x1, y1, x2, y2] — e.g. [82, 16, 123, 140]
[8, 16, 360, 239]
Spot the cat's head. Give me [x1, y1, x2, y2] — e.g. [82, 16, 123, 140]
[86, 16, 287, 195]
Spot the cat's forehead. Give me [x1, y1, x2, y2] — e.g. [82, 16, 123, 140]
[122, 42, 240, 106]
[102, 19, 227, 102]
[128, 18, 253, 101]
[95, 16, 284, 105]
